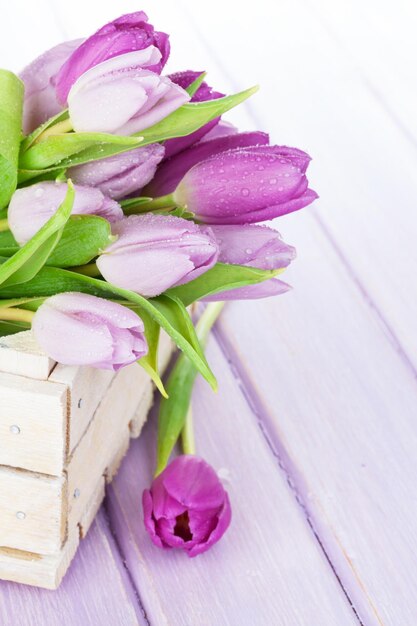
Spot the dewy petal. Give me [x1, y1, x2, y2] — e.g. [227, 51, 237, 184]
[162, 456, 226, 511]
[19, 39, 83, 133]
[56, 12, 170, 104]
[146, 131, 269, 197]
[174, 149, 307, 222]
[68, 144, 165, 199]
[32, 293, 147, 370]
[151, 473, 186, 519]
[203, 278, 292, 301]
[210, 224, 296, 270]
[8, 181, 122, 244]
[187, 493, 232, 557]
[68, 54, 189, 135]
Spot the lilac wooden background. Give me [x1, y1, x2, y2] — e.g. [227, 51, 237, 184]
[1, 1, 416, 624]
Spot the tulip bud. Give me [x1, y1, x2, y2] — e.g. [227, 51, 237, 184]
[8, 181, 123, 245]
[211, 224, 296, 269]
[143, 455, 231, 556]
[203, 224, 295, 301]
[68, 144, 165, 199]
[145, 131, 269, 198]
[173, 145, 318, 224]
[67, 48, 190, 135]
[96, 214, 219, 297]
[19, 39, 83, 134]
[32, 293, 148, 369]
[55, 11, 170, 105]
[164, 70, 225, 158]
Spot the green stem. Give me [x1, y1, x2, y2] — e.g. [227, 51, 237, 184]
[179, 302, 225, 456]
[0, 218, 9, 232]
[70, 262, 102, 277]
[181, 406, 196, 455]
[122, 194, 177, 215]
[34, 118, 74, 144]
[0, 307, 35, 323]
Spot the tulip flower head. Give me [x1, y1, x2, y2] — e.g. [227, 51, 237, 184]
[97, 214, 219, 297]
[55, 11, 170, 104]
[173, 145, 318, 224]
[143, 455, 231, 557]
[19, 39, 83, 133]
[32, 293, 148, 370]
[67, 48, 190, 135]
[68, 144, 165, 199]
[8, 181, 123, 245]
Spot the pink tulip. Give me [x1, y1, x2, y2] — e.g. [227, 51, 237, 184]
[67, 48, 190, 135]
[143, 455, 231, 556]
[55, 11, 170, 104]
[32, 293, 147, 369]
[97, 214, 218, 297]
[19, 39, 83, 134]
[8, 181, 122, 245]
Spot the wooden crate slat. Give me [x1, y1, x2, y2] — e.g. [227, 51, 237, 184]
[0, 331, 55, 381]
[0, 467, 65, 555]
[0, 374, 68, 476]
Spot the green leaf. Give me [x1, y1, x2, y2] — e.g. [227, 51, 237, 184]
[156, 351, 197, 474]
[0, 267, 216, 389]
[46, 215, 113, 267]
[133, 306, 167, 397]
[184, 72, 207, 97]
[0, 215, 112, 267]
[0, 320, 30, 337]
[156, 301, 224, 474]
[0, 182, 74, 288]
[135, 85, 259, 145]
[19, 132, 143, 171]
[168, 262, 280, 306]
[20, 109, 70, 152]
[0, 70, 23, 209]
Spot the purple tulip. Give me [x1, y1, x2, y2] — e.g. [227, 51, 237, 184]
[211, 224, 296, 269]
[19, 39, 83, 134]
[204, 278, 291, 301]
[203, 224, 295, 301]
[201, 120, 238, 141]
[173, 145, 318, 224]
[55, 12, 170, 105]
[143, 455, 231, 557]
[145, 131, 269, 197]
[97, 214, 218, 297]
[163, 71, 225, 158]
[67, 48, 190, 135]
[32, 293, 148, 369]
[8, 181, 122, 245]
[68, 144, 165, 199]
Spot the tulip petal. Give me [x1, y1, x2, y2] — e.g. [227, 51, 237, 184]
[162, 456, 226, 511]
[142, 489, 166, 549]
[187, 493, 232, 557]
[146, 131, 269, 197]
[203, 278, 292, 301]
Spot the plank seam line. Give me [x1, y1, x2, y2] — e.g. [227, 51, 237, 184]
[102, 500, 152, 626]
[213, 329, 365, 626]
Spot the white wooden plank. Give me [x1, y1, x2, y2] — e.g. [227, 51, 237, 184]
[107, 339, 358, 626]
[217, 211, 417, 626]
[0, 374, 67, 475]
[0, 512, 143, 624]
[0, 467, 65, 555]
[0, 331, 55, 380]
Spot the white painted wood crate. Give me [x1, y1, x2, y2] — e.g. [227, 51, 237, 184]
[0, 330, 173, 590]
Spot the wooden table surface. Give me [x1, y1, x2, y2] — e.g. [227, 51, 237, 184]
[1, 1, 416, 624]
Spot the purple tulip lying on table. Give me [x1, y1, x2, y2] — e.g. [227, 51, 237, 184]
[0, 10, 318, 558]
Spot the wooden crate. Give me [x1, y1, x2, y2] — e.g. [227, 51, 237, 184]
[0, 330, 173, 589]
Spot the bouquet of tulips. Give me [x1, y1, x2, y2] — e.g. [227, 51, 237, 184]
[0, 12, 316, 557]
